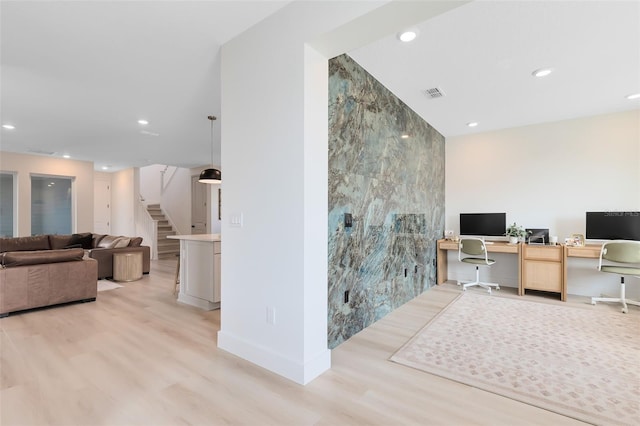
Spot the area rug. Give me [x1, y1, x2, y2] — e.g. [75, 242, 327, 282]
[97, 280, 123, 292]
[390, 292, 640, 426]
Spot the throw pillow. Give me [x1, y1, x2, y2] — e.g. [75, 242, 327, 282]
[113, 238, 131, 249]
[129, 237, 143, 247]
[97, 235, 120, 248]
[70, 233, 93, 249]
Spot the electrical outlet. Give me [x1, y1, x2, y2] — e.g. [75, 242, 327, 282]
[344, 213, 353, 228]
[266, 306, 276, 325]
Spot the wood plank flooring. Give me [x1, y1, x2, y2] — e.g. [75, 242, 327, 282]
[3, 258, 627, 425]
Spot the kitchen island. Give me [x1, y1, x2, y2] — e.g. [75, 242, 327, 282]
[167, 233, 221, 310]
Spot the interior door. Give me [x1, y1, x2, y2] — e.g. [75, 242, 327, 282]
[94, 178, 111, 234]
[191, 175, 207, 234]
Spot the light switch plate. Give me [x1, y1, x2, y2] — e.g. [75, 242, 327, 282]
[230, 212, 243, 228]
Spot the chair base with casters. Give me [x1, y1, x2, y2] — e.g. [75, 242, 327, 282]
[457, 263, 500, 294]
[457, 238, 500, 295]
[591, 240, 640, 314]
[591, 277, 640, 314]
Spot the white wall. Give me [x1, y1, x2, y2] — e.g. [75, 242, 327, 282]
[445, 110, 640, 297]
[160, 167, 194, 235]
[110, 168, 136, 236]
[0, 151, 94, 236]
[218, 0, 467, 385]
[139, 164, 164, 205]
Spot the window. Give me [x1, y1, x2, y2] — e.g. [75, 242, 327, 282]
[31, 175, 73, 235]
[0, 172, 15, 237]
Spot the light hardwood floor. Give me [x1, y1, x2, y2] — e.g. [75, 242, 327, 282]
[4, 258, 625, 425]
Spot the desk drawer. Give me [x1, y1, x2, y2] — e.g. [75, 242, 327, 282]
[523, 245, 562, 261]
[522, 261, 563, 292]
[566, 245, 601, 258]
[439, 241, 459, 250]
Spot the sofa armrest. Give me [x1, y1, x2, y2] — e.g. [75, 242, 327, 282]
[1, 248, 85, 268]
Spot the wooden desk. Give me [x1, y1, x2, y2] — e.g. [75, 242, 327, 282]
[436, 239, 520, 285]
[438, 240, 605, 302]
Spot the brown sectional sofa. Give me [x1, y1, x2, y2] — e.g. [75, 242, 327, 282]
[0, 233, 150, 316]
[0, 236, 98, 317]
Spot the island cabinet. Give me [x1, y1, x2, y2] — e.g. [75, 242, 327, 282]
[167, 234, 221, 310]
[520, 244, 565, 301]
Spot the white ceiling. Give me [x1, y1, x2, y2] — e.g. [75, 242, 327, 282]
[349, 0, 640, 137]
[1, 1, 639, 171]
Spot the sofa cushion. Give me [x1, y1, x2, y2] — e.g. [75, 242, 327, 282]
[49, 234, 74, 250]
[0, 235, 51, 253]
[129, 237, 143, 247]
[1, 248, 85, 267]
[70, 233, 93, 249]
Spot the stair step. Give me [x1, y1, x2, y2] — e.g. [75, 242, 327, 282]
[147, 204, 160, 209]
[158, 241, 179, 248]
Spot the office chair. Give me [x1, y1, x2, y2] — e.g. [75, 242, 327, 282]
[457, 238, 500, 294]
[591, 240, 640, 313]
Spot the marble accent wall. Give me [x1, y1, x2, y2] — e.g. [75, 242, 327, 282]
[328, 54, 445, 349]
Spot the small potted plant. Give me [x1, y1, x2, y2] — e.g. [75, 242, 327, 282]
[505, 223, 529, 244]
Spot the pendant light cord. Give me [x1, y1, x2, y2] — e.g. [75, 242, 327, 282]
[208, 115, 217, 167]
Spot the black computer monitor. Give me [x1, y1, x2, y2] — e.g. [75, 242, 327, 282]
[585, 212, 640, 240]
[460, 213, 506, 237]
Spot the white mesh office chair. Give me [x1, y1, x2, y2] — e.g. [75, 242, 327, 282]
[591, 240, 640, 313]
[457, 238, 500, 294]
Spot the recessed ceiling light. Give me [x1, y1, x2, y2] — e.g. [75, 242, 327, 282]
[2, 124, 15, 130]
[626, 93, 640, 100]
[467, 122, 479, 128]
[101, 166, 109, 170]
[532, 68, 553, 78]
[401, 134, 410, 139]
[62, 154, 71, 159]
[137, 119, 149, 125]
[397, 30, 418, 42]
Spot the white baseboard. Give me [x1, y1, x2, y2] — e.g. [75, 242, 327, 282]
[217, 330, 331, 385]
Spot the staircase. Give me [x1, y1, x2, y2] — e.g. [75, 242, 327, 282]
[146, 204, 180, 259]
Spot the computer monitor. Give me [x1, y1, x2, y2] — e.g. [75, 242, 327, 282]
[459, 213, 506, 237]
[585, 212, 640, 241]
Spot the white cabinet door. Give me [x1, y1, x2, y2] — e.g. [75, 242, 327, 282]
[184, 241, 214, 302]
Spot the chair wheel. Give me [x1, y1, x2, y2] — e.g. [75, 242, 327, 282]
[487, 289, 492, 295]
[496, 286, 500, 290]
[591, 300, 596, 305]
[622, 308, 628, 314]
[462, 287, 466, 291]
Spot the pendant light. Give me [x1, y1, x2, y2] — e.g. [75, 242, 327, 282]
[198, 115, 222, 184]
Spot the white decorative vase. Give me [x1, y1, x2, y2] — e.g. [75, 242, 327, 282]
[508, 236, 518, 244]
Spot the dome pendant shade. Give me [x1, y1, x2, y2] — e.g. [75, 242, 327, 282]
[198, 168, 221, 184]
[199, 115, 221, 184]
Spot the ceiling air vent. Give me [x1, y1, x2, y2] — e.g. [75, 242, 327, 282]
[423, 87, 445, 99]
[28, 148, 56, 155]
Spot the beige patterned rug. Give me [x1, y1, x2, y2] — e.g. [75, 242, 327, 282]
[390, 292, 640, 426]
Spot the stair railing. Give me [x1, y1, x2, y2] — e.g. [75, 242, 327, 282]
[135, 199, 158, 260]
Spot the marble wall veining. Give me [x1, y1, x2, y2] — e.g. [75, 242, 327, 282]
[328, 54, 445, 349]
